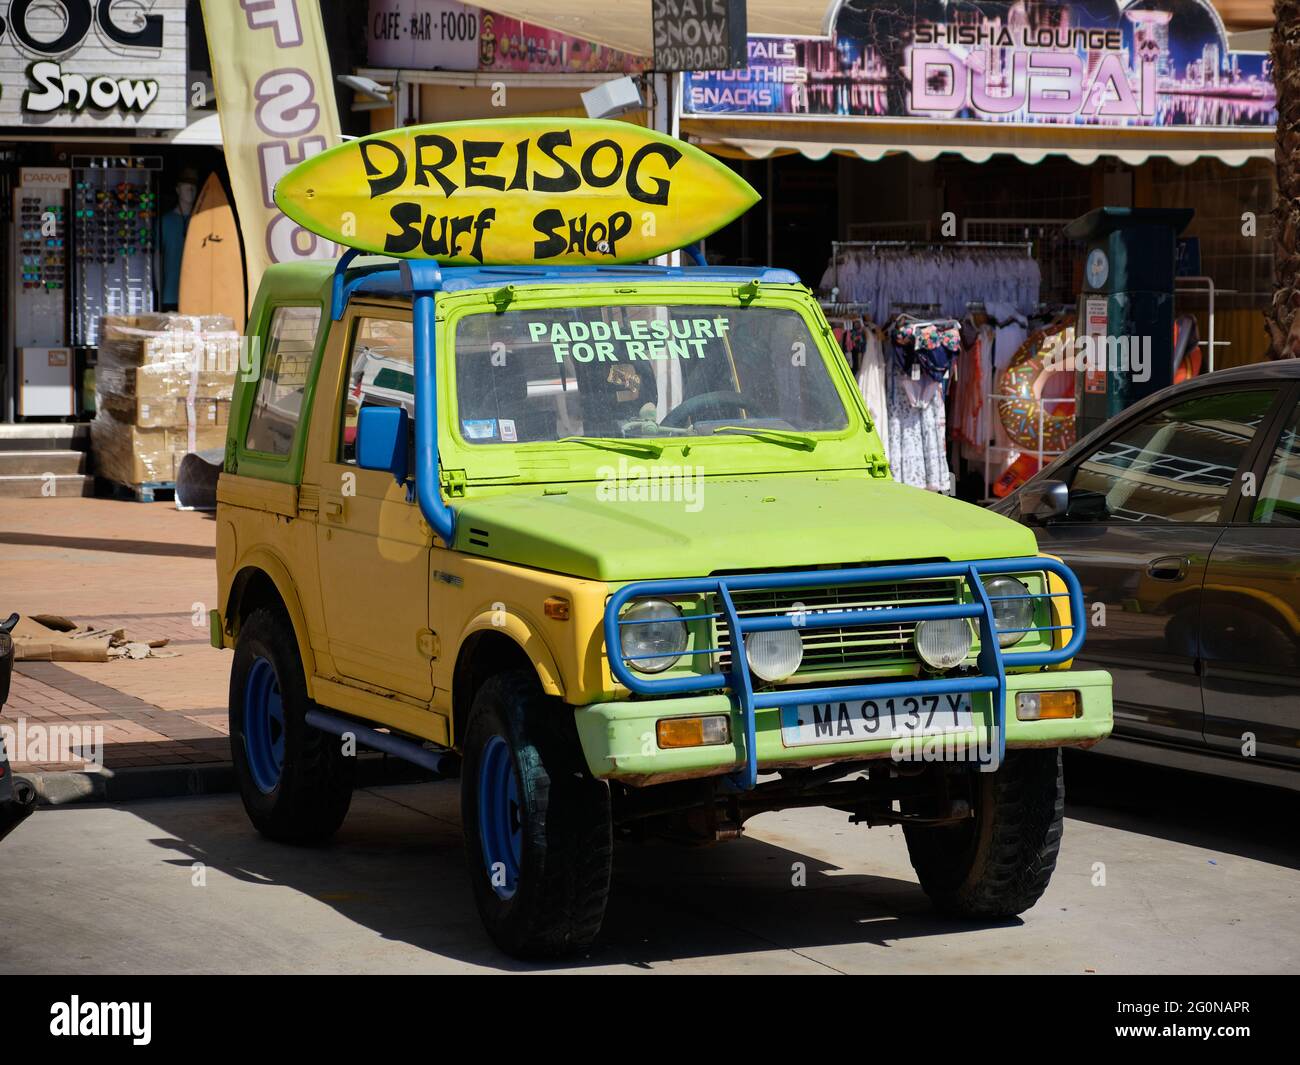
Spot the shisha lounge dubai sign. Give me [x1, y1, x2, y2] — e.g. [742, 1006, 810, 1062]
[682, 0, 1276, 130]
[0, 0, 188, 128]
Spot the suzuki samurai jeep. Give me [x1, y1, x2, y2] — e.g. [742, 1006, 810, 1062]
[212, 254, 1112, 957]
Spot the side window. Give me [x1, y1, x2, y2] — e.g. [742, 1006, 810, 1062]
[339, 316, 415, 465]
[1253, 403, 1300, 524]
[244, 306, 322, 456]
[1066, 389, 1277, 524]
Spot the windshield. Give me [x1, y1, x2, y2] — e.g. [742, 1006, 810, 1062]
[451, 304, 849, 445]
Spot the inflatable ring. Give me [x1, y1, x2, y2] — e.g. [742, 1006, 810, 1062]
[997, 318, 1077, 453]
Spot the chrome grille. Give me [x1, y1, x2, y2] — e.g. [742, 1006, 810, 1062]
[713, 577, 963, 674]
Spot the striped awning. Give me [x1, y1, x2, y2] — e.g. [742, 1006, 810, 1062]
[680, 116, 1275, 167]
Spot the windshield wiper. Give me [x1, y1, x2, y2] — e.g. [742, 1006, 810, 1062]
[557, 436, 664, 458]
[711, 426, 818, 451]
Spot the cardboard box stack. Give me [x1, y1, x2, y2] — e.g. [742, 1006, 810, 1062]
[91, 314, 241, 487]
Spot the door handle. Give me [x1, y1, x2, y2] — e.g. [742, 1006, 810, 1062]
[323, 499, 344, 520]
[1146, 555, 1189, 581]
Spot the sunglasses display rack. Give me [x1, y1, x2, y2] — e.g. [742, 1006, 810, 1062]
[10, 185, 67, 349]
[72, 158, 160, 347]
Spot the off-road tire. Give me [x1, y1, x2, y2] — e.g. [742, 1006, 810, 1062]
[230, 606, 355, 843]
[461, 669, 613, 958]
[903, 749, 1064, 918]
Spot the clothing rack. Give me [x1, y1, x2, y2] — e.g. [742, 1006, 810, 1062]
[829, 240, 1039, 500]
[831, 238, 1033, 278]
[820, 299, 874, 317]
[891, 301, 946, 317]
[827, 239, 1037, 314]
[835, 239, 1034, 251]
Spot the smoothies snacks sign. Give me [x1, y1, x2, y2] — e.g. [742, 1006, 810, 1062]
[682, 0, 1276, 129]
[274, 118, 759, 265]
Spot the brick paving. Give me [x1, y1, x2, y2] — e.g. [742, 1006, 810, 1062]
[1, 498, 232, 774]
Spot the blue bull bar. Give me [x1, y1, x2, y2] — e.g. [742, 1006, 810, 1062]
[604, 556, 1087, 790]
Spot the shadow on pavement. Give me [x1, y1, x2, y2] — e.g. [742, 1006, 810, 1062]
[117, 781, 1015, 972]
[0, 532, 215, 559]
[1064, 750, 1300, 871]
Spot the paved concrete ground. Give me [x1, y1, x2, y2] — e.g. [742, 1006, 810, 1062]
[1, 497, 231, 773]
[2, 753, 1296, 974]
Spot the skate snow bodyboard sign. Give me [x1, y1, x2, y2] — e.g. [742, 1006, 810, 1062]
[273, 118, 758, 265]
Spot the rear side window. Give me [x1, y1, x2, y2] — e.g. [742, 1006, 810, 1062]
[245, 306, 322, 456]
[1253, 402, 1300, 524]
[1068, 389, 1276, 523]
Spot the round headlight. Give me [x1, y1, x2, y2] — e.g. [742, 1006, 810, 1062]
[620, 599, 687, 674]
[983, 576, 1034, 647]
[744, 629, 803, 682]
[914, 618, 974, 670]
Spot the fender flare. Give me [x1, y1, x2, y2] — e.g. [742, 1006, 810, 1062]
[227, 547, 318, 686]
[458, 608, 565, 698]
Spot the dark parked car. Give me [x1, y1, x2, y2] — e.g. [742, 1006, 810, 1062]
[995, 362, 1300, 789]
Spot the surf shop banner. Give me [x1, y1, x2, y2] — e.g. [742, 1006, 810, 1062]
[273, 119, 758, 265]
[681, 0, 1276, 129]
[200, 0, 342, 305]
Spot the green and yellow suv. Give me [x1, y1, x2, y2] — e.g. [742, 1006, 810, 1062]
[212, 252, 1113, 958]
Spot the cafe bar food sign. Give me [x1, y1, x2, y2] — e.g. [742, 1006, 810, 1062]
[0, 0, 187, 128]
[368, 0, 647, 74]
[275, 118, 758, 265]
[683, 0, 1276, 130]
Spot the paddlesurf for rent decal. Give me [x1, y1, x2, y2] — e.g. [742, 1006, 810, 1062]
[274, 118, 759, 265]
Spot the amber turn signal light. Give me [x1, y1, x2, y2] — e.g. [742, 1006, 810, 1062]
[1016, 690, 1080, 720]
[656, 715, 731, 749]
[543, 596, 570, 620]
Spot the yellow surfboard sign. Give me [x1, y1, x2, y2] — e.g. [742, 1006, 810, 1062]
[274, 118, 758, 266]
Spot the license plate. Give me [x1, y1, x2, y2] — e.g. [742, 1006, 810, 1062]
[780, 693, 975, 747]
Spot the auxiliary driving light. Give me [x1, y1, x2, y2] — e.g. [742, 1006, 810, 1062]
[744, 629, 803, 682]
[982, 576, 1035, 647]
[656, 715, 731, 749]
[620, 598, 687, 674]
[1016, 690, 1080, 720]
[914, 618, 974, 670]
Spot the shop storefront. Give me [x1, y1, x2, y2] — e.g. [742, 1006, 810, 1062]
[357, 0, 653, 133]
[676, 0, 1277, 500]
[1, 0, 229, 423]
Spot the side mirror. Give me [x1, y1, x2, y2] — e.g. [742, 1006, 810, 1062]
[356, 405, 408, 486]
[1019, 478, 1069, 524]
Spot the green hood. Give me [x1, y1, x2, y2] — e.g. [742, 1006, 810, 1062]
[452, 472, 1039, 581]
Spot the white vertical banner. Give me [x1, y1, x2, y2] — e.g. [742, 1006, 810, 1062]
[200, 0, 343, 305]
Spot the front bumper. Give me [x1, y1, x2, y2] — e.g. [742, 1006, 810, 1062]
[576, 668, 1113, 785]
[602, 555, 1108, 788]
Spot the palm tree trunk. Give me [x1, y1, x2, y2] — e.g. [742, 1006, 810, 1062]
[1268, 2, 1300, 357]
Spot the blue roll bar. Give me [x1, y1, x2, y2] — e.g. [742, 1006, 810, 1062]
[403, 261, 457, 547]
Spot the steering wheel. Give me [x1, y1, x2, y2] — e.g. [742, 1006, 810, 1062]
[659, 390, 768, 429]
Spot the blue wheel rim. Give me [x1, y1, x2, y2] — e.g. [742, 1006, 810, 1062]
[477, 735, 522, 899]
[244, 656, 285, 794]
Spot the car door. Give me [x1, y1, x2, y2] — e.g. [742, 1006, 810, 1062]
[314, 305, 434, 702]
[1202, 385, 1300, 765]
[1031, 385, 1281, 747]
